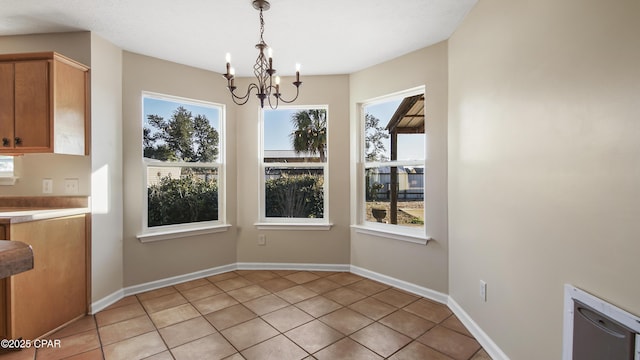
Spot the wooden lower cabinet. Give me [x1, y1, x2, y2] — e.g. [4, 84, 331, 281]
[1, 215, 87, 340]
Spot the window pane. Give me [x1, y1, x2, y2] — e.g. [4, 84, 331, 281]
[142, 94, 223, 230]
[143, 97, 220, 163]
[363, 93, 425, 229]
[364, 97, 425, 163]
[147, 166, 218, 227]
[265, 167, 324, 218]
[365, 165, 424, 227]
[263, 108, 327, 163]
[0, 156, 13, 177]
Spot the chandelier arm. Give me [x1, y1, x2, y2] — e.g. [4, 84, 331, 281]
[229, 83, 260, 105]
[274, 83, 302, 104]
[266, 89, 279, 110]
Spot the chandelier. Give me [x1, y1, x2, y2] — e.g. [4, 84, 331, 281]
[223, 0, 302, 109]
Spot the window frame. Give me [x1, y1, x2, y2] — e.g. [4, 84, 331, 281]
[256, 104, 331, 230]
[137, 92, 228, 242]
[354, 86, 430, 244]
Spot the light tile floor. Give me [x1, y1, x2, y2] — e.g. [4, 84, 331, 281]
[0, 270, 493, 360]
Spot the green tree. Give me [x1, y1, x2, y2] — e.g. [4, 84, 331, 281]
[365, 113, 389, 162]
[193, 114, 220, 162]
[144, 106, 219, 162]
[290, 109, 327, 162]
[143, 127, 174, 161]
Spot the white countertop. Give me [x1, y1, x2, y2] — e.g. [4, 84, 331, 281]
[0, 208, 90, 224]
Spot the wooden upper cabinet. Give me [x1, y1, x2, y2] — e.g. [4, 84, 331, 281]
[14, 60, 50, 150]
[0, 52, 90, 155]
[0, 63, 15, 149]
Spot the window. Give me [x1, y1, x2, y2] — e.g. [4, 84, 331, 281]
[0, 156, 13, 177]
[0, 156, 16, 185]
[141, 93, 225, 236]
[259, 106, 329, 227]
[360, 88, 426, 241]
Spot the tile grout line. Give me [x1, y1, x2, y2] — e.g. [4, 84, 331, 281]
[223, 272, 312, 358]
[45, 270, 490, 360]
[93, 314, 108, 360]
[136, 285, 178, 360]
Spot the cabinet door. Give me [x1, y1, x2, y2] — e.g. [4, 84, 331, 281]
[9, 216, 86, 339]
[53, 60, 86, 155]
[0, 225, 7, 339]
[0, 63, 14, 149]
[14, 60, 50, 150]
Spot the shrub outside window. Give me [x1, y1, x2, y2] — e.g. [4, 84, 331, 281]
[142, 93, 224, 231]
[261, 106, 328, 223]
[363, 90, 425, 231]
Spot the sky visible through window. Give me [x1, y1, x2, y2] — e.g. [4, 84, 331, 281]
[264, 102, 422, 161]
[365, 99, 424, 161]
[144, 97, 422, 160]
[263, 109, 300, 151]
[143, 97, 220, 146]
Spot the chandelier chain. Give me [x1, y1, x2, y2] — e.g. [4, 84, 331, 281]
[259, 8, 265, 45]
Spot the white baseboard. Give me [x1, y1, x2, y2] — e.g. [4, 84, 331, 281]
[122, 263, 237, 297]
[90, 263, 236, 313]
[90, 261, 508, 360]
[90, 288, 125, 314]
[351, 265, 509, 359]
[448, 297, 510, 360]
[236, 262, 350, 272]
[350, 265, 449, 304]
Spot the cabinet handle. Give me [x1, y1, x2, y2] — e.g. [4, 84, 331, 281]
[14, 137, 22, 145]
[1, 138, 9, 147]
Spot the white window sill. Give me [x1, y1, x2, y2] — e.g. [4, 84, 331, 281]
[137, 223, 231, 243]
[351, 224, 431, 245]
[254, 222, 333, 231]
[0, 177, 18, 186]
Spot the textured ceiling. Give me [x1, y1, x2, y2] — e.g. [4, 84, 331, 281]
[0, 0, 477, 76]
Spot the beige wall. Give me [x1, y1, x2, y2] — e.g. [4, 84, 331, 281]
[349, 42, 450, 293]
[235, 75, 351, 265]
[122, 52, 238, 286]
[448, 0, 640, 358]
[89, 33, 124, 301]
[0, 32, 91, 197]
[0, 32, 125, 303]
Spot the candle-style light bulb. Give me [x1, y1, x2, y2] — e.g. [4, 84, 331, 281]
[295, 63, 301, 82]
[275, 76, 280, 93]
[268, 48, 273, 59]
[225, 53, 231, 76]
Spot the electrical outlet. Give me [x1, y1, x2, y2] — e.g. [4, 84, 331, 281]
[64, 178, 79, 194]
[258, 234, 266, 246]
[480, 280, 487, 302]
[42, 179, 53, 194]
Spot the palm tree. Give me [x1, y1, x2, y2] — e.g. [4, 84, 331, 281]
[290, 109, 327, 162]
